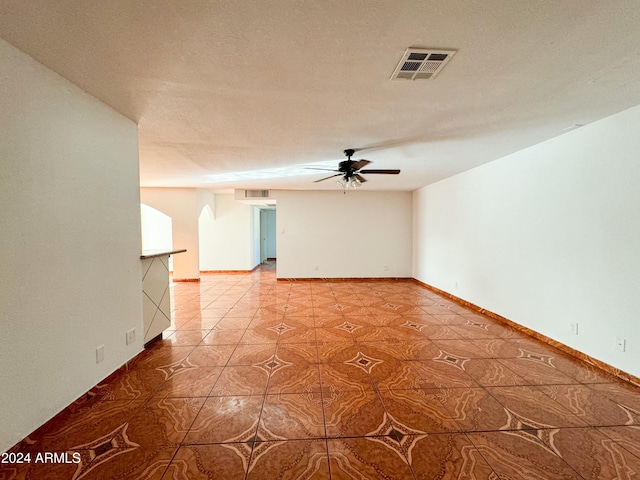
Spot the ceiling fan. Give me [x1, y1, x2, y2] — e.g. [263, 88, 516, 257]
[308, 149, 400, 189]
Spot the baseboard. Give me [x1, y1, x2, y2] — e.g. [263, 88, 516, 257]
[412, 278, 640, 388]
[277, 277, 413, 282]
[171, 277, 200, 282]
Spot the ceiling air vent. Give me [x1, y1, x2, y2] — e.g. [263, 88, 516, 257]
[391, 48, 456, 81]
[244, 189, 270, 198]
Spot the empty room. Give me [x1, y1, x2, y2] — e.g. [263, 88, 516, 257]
[1, 1, 640, 479]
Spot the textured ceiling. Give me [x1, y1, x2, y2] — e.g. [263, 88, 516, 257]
[2, 1, 640, 191]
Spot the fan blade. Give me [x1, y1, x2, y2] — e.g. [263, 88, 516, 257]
[353, 174, 367, 183]
[359, 169, 401, 175]
[313, 173, 343, 183]
[304, 167, 339, 172]
[351, 159, 372, 170]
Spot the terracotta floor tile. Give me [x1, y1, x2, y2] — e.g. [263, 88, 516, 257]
[276, 342, 319, 363]
[210, 366, 270, 396]
[430, 339, 487, 358]
[462, 358, 530, 386]
[505, 337, 560, 356]
[21, 399, 143, 453]
[541, 384, 635, 427]
[74, 446, 177, 480]
[323, 390, 385, 438]
[467, 431, 582, 479]
[316, 342, 359, 363]
[438, 387, 511, 432]
[247, 440, 330, 480]
[350, 326, 395, 342]
[162, 444, 249, 479]
[598, 426, 640, 459]
[259, 393, 326, 440]
[468, 338, 523, 358]
[379, 388, 460, 433]
[159, 329, 210, 347]
[319, 363, 374, 394]
[553, 427, 640, 479]
[327, 438, 415, 479]
[200, 328, 245, 345]
[277, 324, 317, 343]
[410, 359, 479, 388]
[267, 363, 321, 395]
[186, 345, 236, 367]
[133, 346, 195, 370]
[408, 433, 496, 479]
[152, 366, 222, 398]
[315, 327, 354, 343]
[238, 328, 280, 344]
[486, 386, 590, 429]
[339, 314, 380, 327]
[91, 367, 167, 401]
[589, 382, 640, 413]
[217, 315, 254, 329]
[184, 395, 263, 445]
[552, 356, 621, 384]
[498, 357, 578, 385]
[372, 361, 425, 391]
[182, 316, 222, 330]
[127, 397, 205, 446]
[11, 263, 640, 479]
[227, 343, 277, 366]
[418, 324, 463, 339]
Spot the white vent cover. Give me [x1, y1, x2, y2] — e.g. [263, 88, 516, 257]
[244, 189, 270, 198]
[391, 48, 456, 81]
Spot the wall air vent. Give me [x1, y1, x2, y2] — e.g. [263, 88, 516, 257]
[391, 48, 456, 81]
[244, 189, 270, 198]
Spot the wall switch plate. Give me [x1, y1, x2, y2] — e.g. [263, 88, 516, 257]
[126, 328, 136, 345]
[570, 323, 578, 335]
[96, 345, 105, 364]
[615, 337, 626, 352]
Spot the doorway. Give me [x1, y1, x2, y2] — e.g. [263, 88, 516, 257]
[260, 208, 276, 263]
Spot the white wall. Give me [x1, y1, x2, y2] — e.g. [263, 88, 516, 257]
[140, 188, 200, 279]
[413, 105, 640, 378]
[197, 189, 216, 270]
[141, 203, 173, 251]
[275, 191, 412, 278]
[200, 194, 258, 271]
[0, 39, 143, 451]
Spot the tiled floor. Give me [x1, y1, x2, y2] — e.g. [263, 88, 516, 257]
[5, 263, 640, 479]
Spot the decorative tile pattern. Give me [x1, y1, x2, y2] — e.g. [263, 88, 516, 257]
[343, 351, 383, 374]
[8, 263, 640, 479]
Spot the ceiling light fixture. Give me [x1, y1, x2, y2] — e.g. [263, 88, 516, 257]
[336, 176, 361, 190]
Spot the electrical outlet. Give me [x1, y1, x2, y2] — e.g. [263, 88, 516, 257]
[382, 265, 389, 272]
[570, 323, 578, 335]
[615, 337, 626, 352]
[314, 265, 319, 271]
[96, 345, 105, 364]
[126, 328, 136, 345]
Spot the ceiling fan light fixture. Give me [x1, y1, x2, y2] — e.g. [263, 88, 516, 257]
[336, 176, 361, 190]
